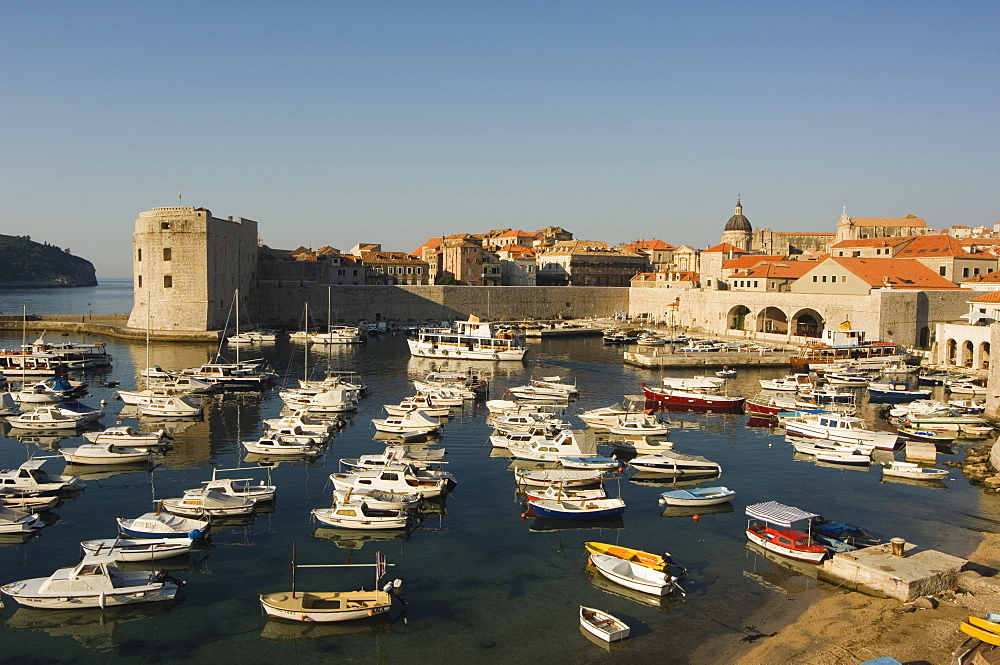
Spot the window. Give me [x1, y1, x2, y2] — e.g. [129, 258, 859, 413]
[416, 268, 422, 274]
[338, 269, 345, 276]
[163, 248, 172, 261]
[812, 275, 818, 282]
[831, 276, 837, 283]
[853, 251, 861, 257]
[161, 222, 170, 230]
[353, 270, 358, 276]
[963, 267, 970, 278]
[138, 275, 142, 288]
[974, 268, 981, 275]
[137, 248, 142, 261]
[822, 275, 827, 282]
[163, 275, 173, 288]
[939, 266, 947, 276]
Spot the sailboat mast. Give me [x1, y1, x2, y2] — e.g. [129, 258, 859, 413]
[21, 305, 26, 386]
[235, 289, 241, 366]
[304, 302, 309, 382]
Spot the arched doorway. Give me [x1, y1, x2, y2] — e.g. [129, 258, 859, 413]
[963, 340, 975, 367]
[756, 307, 788, 334]
[791, 309, 823, 338]
[918, 326, 929, 349]
[728, 305, 751, 331]
[947, 339, 957, 365]
[980, 341, 991, 370]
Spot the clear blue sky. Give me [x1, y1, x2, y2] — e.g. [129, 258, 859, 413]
[2, 1, 998, 278]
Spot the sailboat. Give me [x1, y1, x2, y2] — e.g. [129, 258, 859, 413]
[310, 287, 364, 345]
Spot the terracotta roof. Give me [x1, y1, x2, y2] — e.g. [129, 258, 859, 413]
[896, 234, 993, 258]
[722, 255, 785, 270]
[963, 272, 1000, 284]
[631, 271, 697, 282]
[624, 239, 676, 251]
[847, 215, 927, 228]
[496, 229, 531, 238]
[829, 257, 960, 289]
[703, 242, 748, 254]
[413, 237, 442, 254]
[631, 272, 656, 282]
[831, 236, 915, 249]
[359, 251, 425, 264]
[734, 262, 817, 280]
[969, 291, 1000, 303]
[542, 240, 642, 257]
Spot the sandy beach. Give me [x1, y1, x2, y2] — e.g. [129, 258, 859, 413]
[700, 493, 1000, 665]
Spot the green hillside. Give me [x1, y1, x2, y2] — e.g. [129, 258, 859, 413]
[0, 234, 98, 287]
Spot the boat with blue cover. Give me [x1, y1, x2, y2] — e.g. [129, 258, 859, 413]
[529, 497, 626, 520]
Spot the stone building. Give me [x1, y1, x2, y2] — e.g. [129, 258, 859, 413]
[751, 229, 837, 255]
[720, 198, 753, 252]
[358, 251, 430, 285]
[535, 241, 646, 286]
[128, 207, 259, 332]
[835, 213, 932, 243]
[621, 239, 676, 272]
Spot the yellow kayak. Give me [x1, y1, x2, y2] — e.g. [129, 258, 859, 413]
[967, 615, 1000, 634]
[584, 542, 666, 571]
[960, 621, 1000, 647]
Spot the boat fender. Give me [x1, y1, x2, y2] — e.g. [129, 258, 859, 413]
[188, 529, 204, 540]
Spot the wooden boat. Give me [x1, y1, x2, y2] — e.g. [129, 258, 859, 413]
[658, 486, 735, 507]
[579, 606, 629, 642]
[584, 542, 670, 571]
[881, 461, 948, 481]
[259, 548, 399, 623]
[117, 512, 209, 539]
[0, 555, 181, 609]
[524, 486, 606, 502]
[896, 427, 956, 444]
[641, 381, 745, 413]
[513, 468, 606, 488]
[80, 537, 196, 562]
[745, 502, 827, 563]
[589, 552, 680, 596]
[529, 497, 626, 520]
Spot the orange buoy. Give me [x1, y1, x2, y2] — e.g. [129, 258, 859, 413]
[520, 512, 527, 519]
[692, 515, 700, 521]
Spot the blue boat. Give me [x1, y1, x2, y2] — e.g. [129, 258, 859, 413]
[528, 497, 626, 520]
[658, 486, 735, 507]
[867, 382, 931, 403]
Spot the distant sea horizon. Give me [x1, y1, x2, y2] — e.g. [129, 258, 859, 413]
[0, 277, 134, 316]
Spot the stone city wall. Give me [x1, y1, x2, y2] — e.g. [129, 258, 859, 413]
[248, 283, 630, 327]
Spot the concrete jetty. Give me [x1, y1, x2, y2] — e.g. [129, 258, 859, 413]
[623, 348, 795, 369]
[819, 542, 967, 601]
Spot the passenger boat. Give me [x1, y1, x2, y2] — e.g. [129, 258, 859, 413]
[589, 553, 681, 596]
[641, 378, 744, 413]
[579, 606, 629, 642]
[658, 486, 735, 507]
[407, 318, 527, 361]
[22, 335, 113, 370]
[0, 351, 67, 376]
[881, 461, 948, 481]
[784, 413, 900, 450]
[789, 328, 914, 372]
[259, 548, 399, 623]
[80, 537, 196, 562]
[117, 513, 209, 539]
[744, 501, 827, 563]
[58, 443, 154, 466]
[529, 497, 626, 520]
[0, 555, 182, 609]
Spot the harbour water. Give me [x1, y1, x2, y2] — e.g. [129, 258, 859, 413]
[0, 284, 992, 664]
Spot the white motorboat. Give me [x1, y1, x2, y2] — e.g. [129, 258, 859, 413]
[489, 426, 562, 449]
[116, 387, 179, 406]
[117, 513, 209, 539]
[0, 555, 181, 609]
[311, 502, 411, 530]
[522, 485, 607, 502]
[823, 373, 870, 387]
[334, 489, 422, 510]
[54, 400, 104, 423]
[606, 415, 670, 437]
[281, 386, 358, 414]
[580, 606, 630, 642]
[946, 381, 987, 396]
[148, 375, 215, 395]
[371, 409, 441, 436]
[559, 456, 619, 470]
[486, 399, 558, 415]
[606, 434, 674, 455]
[183, 470, 277, 502]
[784, 413, 899, 451]
[628, 451, 721, 475]
[413, 386, 471, 405]
[310, 326, 365, 345]
[80, 537, 196, 562]
[813, 449, 871, 466]
[507, 429, 592, 461]
[507, 381, 573, 401]
[532, 376, 578, 395]
[0, 459, 83, 494]
[407, 319, 527, 361]
[139, 395, 203, 418]
[513, 468, 606, 488]
[263, 411, 341, 436]
[243, 436, 320, 457]
[58, 443, 154, 466]
[268, 425, 328, 445]
[759, 374, 811, 392]
[491, 412, 570, 434]
[0, 505, 43, 533]
[788, 436, 873, 456]
[160, 490, 257, 518]
[0, 391, 20, 416]
[383, 394, 451, 417]
[658, 486, 736, 507]
[589, 553, 680, 596]
[7, 406, 85, 430]
[881, 461, 948, 481]
[330, 465, 452, 499]
[83, 426, 171, 449]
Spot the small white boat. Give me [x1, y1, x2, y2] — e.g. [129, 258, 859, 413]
[589, 552, 679, 596]
[160, 490, 257, 518]
[513, 468, 606, 488]
[184, 469, 277, 502]
[83, 426, 170, 449]
[628, 451, 722, 475]
[311, 502, 411, 530]
[263, 411, 340, 435]
[117, 512, 210, 539]
[0, 555, 181, 609]
[658, 486, 736, 507]
[0, 458, 84, 494]
[523, 486, 606, 502]
[0, 505, 43, 533]
[242, 436, 320, 457]
[335, 490, 421, 510]
[715, 368, 737, 379]
[383, 394, 451, 418]
[269, 425, 328, 445]
[371, 409, 441, 436]
[139, 395, 203, 418]
[881, 461, 948, 481]
[533, 376, 579, 395]
[58, 443, 154, 466]
[331, 465, 452, 499]
[606, 434, 674, 455]
[80, 537, 196, 562]
[559, 456, 619, 470]
[813, 449, 871, 466]
[7, 406, 84, 430]
[946, 381, 987, 396]
[606, 415, 670, 437]
[580, 606, 630, 642]
[759, 374, 811, 392]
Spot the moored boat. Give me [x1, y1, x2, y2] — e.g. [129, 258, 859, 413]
[579, 606, 629, 642]
[881, 461, 948, 481]
[589, 552, 681, 596]
[658, 486, 735, 507]
[744, 501, 827, 563]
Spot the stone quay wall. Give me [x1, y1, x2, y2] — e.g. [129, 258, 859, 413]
[249, 283, 630, 327]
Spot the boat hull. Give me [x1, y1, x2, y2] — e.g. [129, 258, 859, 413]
[745, 529, 826, 563]
[259, 591, 391, 623]
[407, 339, 526, 361]
[641, 386, 744, 413]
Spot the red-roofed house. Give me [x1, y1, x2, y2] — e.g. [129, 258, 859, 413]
[699, 243, 748, 290]
[622, 239, 676, 271]
[630, 271, 699, 289]
[496, 245, 537, 285]
[728, 261, 818, 292]
[830, 236, 914, 258]
[357, 251, 430, 285]
[891, 234, 999, 283]
[791, 257, 961, 295]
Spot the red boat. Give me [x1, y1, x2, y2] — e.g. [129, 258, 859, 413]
[641, 382, 744, 413]
[745, 524, 827, 563]
[744, 396, 782, 417]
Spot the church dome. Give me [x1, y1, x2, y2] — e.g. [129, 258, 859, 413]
[724, 197, 752, 232]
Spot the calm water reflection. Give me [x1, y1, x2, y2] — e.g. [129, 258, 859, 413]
[0, 329, 992, 664]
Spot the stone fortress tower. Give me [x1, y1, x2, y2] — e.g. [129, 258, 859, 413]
[720, 197, 752, 251]
[126, 207, 259, 332]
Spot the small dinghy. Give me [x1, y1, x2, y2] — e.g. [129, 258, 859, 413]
[117, 512, 209, 539]
[243, 436, 320, 457]
[80, 537, 196, 562]
[524, 486, 606, 503]
[896, 428, 956, 444]
[58, 443, 154, 466]
[83, 425, 170, 449]
[0, 505, 43, 534]
[658, 486, 735, 507]
[529, 497, 626, 520]
[628, 451, 721, 475]
[580, 606, 629, 642]
[159, 490, 257, 518]
[583, 542, 675, 572]
[881, 461, 948, 481]
[589, 552, 682, 596]
[559, 456, 619, 470]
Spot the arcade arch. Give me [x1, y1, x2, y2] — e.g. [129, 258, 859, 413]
[756, 307, 788, 334]
[727, 305, 751, 331]
[791, 309, 823, 338]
